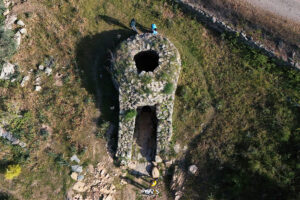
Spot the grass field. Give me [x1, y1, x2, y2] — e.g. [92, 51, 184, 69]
[0, 0, 299, 199]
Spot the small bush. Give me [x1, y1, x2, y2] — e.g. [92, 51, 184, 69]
[141, 75, 152, 84]
[5, 164, 21, 180]
[163, 82, 174, 94]
[124, 109, 137, 121]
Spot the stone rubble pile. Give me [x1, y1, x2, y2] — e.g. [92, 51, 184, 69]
[71, 163, 116, 200]
[111, 33, 181, 164]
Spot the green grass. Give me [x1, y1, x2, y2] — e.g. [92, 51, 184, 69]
[0, 0, 298, 199]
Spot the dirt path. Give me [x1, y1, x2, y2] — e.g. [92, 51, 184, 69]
[245, 0, 300, 22]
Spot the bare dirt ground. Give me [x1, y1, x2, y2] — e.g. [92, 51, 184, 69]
[186, 0, 300, 64]
[246, 0, 300, 22]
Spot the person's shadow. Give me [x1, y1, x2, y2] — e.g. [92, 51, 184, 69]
[97, 15, 151, 33]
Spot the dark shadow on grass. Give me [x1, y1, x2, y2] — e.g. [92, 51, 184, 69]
[0, 191, 16, 200]
[0, 159, 14, 173]
[167, 121, 294, 200]
[75, 29, 134, 157]
[96, 15, 130, 31]
[136, 22, 151, 33]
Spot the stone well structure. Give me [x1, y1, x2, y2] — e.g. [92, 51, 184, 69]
[110, 33, 181, 164]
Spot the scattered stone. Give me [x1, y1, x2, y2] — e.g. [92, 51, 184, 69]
[14, 31, 21, 48]
[54, 73, 63, 86]
[35, 77, 41, 85]
[72, 181, 87, 192]
[152, 161, 157, 167]
[3, 9, 9, 16]
[104, 195, 113, 200]
[77, 175, 84, 181]
[151, 167, 160, 179]
[71, 172, 78, 181]
[72, 194, 83, 200]
[19, 28, 27, 35]
[155, 155, 162, 163]
[38, 65, 45, 70]
[19, 142, 26, 148]
[4, 14, 17, 29]
[70, 155, 80, 163]
[45, 67, 52, 76]
[188, 165, 198, 175]
[174, 143, 181, 154]
[165, 160, 173, 168]
[35, 86, 42, 91]
[21, 75, 30, 87]
[0, 62, 15, 80]
[71, 165, 83, 173]
[17, 20, 25, 26]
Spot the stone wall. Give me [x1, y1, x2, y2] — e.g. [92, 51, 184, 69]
[110, 33, 181, 164]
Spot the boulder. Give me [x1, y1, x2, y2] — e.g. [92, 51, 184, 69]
[151, 167, 160, 179]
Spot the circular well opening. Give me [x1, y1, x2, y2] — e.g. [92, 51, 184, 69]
[134, 50, 159, 73]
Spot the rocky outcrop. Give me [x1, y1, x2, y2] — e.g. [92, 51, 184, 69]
[110, 33, 181, 164]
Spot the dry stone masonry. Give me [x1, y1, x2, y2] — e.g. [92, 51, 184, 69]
[110, 33, 181, 164]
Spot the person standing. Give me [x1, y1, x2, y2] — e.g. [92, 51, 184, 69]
[130, 18, 138, 33]
[151, 24, 158, 35]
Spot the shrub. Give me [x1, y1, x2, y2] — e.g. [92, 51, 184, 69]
[163, 82, 174, 94]
[5, 164, 21, 180]
[124, 109, 137, 121]
[0, 29, 17, 60]
[141, 75, 152, 84]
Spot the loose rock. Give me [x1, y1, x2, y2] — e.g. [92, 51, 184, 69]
[19, 28, 27, 35]
[21, 75, 30, 87]
[17, 20, 25, 26]
[155, 155, 162, 163]
[71, 165, 83, 173]
[71, 172, 78, 181]
[151, 167, 160, 179]
[188, 165, 198, 175]
[45, 67, 52, 76]
[72, 181, 87, 192]
[35, 86, 42, 91]
[70, 154, 80, 163]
